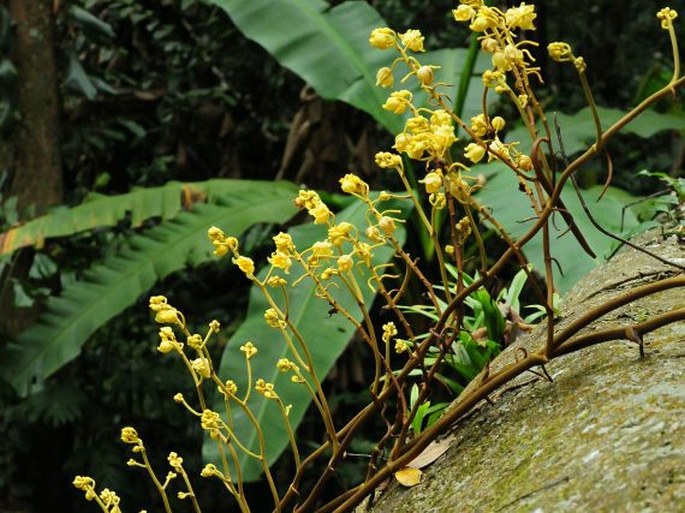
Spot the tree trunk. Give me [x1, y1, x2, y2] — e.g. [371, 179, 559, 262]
[1, 0, 62, 336]
[5, 0, 63, 215]
[364, 230, 685, 512]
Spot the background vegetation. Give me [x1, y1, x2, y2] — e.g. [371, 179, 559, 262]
[0, 0, 681, 512]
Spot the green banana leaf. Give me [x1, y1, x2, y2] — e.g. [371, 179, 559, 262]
[203, 196, 410, 482]
[477, 166, 639, 292]
[505, 106, 685, 156]
[209, 0, 486, 134]
[0, 181, 299, 396]
[0, 179, 264, 255]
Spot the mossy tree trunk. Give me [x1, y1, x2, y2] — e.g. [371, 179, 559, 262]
[364, 231, 684, 512]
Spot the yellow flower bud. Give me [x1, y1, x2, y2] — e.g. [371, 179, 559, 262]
[121, 427, 140, 444]
[547, 42, 573, 62]
[376, 66, 394, 88]
[421, 171, 443, 194]
[155, 307, 180, 325]
[383, 90, 412, 115]
[369, 27, 396, 49]
[464, 142, 486, 163]
[375, 151, 403, 169]
[416, 65, 434, 86]
[240, 341, 258, 359]
[656, 7, 678, 29]
[378, 216, 396, 236]
[491, 116, 506, 131]
[518, 154, 533, 171]
[310, 203, 331, 224]
[339, 173, 369, 196]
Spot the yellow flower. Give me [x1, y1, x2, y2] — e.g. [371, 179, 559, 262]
[395, 339, 409, 353]
[294, 189, 321, 210]
[157, 326, 177, 353]
[656, 7, 678, 29]
[464, 143, 486, 163]
[453, 4, 475, 22]
[369, 27, 396, 49]
[224, 380, 238, 395]
[273, 232, 294, 253]
[354, 242, 373, 266]
[310, 202, 332, 224]
[455, 217, 472, 245]
[277, 358, 296, 372]
[518, 154, 533, 171]
[365, 226, 383, 242]
[240, 341, 258, 359]
[121, 427, 140, 444]
[421, 170, 443, 194]
[168, 452, 183, 469]
[470, 7, 497, 32]
[339, 173, 369, 196]
[73, 475, 95, 491]
[99, 489, 120, 507]
[268, 251, 292, 272]
[207, 226, 226, 243]
[482, 69, 504, 88]
[232, 255, 255, 277]
[399, 29, 425, 52]
[383, 90, 413, 115]
[191, 357, 211, 378]
[255, 378, 278, 399]
[149, 295, 168, 312]
[337, 254, 354, 273]
[376, 66, 394, 88]
[480, 37, 498, 53]
[375, 151, 403, 169]
[470, 114, 489, 137]
[264, 308, 284, 328]
[405, 115, 430, 134]
[382, 322, 398, 343]
[309, 241, 334, 263]
[267, 276, 287, 288]
[200, 409, 222, 431]
[155, 307, 180, 325]
[187, 333, 203, 350]
[505, 2, 537, 31]
[328, 222, 355, 245]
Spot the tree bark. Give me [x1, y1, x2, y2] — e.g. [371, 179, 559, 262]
[364, 230, 685, 512]
[5, 0, 63, 215]
[1, 0, 62, 336]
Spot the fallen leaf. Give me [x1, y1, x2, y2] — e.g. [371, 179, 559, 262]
[407, 434, 455, 469]
[394, 466, 422, 487]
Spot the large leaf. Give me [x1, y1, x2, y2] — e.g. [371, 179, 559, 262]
[210, 0, 485, 135]
[505, 106, 685, 156]
[210, 0, 401, 132]
[477, 166, 639, 292]
[0, 181, 299, 396]
[0, 179, 254, 255]
[203, 197, 410, 481]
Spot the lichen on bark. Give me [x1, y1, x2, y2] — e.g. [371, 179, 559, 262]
[365, 231, 685, 512]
